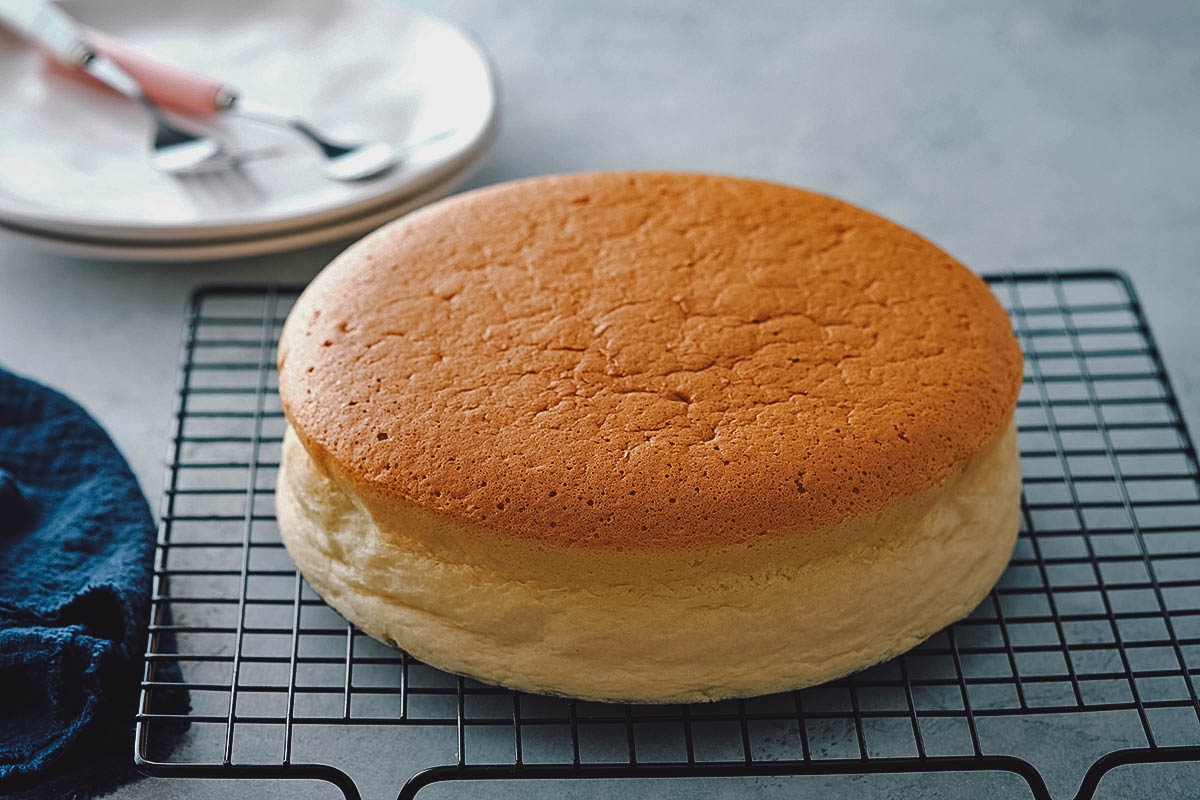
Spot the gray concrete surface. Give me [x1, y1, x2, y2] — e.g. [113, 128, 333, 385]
[1, 1, 1198, 798]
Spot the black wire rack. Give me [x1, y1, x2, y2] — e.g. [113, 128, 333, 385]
[135, 270, 1200, 800]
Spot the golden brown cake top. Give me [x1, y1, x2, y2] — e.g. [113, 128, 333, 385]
[278, 172, 1022, 548]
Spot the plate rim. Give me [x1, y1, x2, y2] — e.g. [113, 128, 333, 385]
[0, 164, 477, 261]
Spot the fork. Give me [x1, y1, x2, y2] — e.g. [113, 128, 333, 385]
[83, 30, 406, 182]
[0, 0, 234, 175]
[81, 49, 231, 174]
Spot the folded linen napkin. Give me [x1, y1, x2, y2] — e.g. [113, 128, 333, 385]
[0, 366, 184, 799]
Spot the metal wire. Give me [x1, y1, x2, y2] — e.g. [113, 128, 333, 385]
[133, 270, 1200, 800]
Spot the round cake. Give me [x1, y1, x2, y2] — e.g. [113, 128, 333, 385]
[276, 172, 1023, 703]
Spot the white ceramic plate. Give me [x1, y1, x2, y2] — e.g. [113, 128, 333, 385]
[0, 0, 497, 243]
[0, 163, 475, 261]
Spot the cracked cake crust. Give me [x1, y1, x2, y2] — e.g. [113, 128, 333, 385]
[277, 172, 1022, 550]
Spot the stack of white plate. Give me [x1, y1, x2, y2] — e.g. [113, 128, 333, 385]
[0, 0, 497, 260]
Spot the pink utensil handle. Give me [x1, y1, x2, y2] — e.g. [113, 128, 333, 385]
[49, 28, 229, 117]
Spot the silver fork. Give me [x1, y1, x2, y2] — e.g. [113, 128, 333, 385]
[0, 1, 235, 175]
[79, 47, 232, 175]
[84, 30, 414, 182]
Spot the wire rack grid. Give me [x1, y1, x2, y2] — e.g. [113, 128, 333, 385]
[134, 270, 1200, 800]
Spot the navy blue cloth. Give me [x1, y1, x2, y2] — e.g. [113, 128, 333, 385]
[0, 366, 184, 799]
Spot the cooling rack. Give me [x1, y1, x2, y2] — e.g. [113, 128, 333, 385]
[134, 270, 1200, 800]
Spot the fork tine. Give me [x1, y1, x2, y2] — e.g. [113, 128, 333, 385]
[171, 170, 220, 212]
[171, 158, 269, 213]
